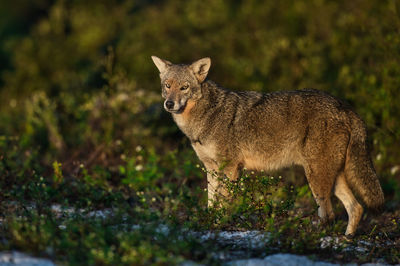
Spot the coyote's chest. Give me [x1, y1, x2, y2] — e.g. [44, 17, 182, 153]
[191, 141, 218, 168]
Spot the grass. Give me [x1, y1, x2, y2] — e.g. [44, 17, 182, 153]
[1, 136, 400, 265]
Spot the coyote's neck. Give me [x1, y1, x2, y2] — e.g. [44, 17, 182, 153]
[172, 80, 224, 143]
[172, 99, 196, 130]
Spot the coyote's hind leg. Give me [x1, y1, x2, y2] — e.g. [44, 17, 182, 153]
[304, 165, 336, 224]
[334, 173, 363, 236]
[302, 131, 350, 227]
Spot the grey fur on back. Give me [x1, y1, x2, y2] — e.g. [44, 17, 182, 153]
[188, 81, 383, 206]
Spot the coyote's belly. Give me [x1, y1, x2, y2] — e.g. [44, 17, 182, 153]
[242, 146, 301, 171]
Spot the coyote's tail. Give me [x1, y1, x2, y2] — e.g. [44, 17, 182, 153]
[344, 114, 384, 209]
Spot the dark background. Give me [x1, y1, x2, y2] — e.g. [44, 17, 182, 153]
[1, 0, 399, 210]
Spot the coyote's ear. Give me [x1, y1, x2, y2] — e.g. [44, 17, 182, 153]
[151, 56, 172, 73]
[190, 57, 211, 83]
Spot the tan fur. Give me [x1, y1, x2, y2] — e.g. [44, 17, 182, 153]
[173, 99, 196, 128]
[334, 173, 363, 236]
[242, 143, 301, 171]
[151, 56, 385, 236]
[191, 142, 218, 168]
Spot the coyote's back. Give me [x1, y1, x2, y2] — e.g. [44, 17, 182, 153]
[151, 56, 384, 236]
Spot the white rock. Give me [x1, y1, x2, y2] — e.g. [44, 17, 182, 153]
[225, 253, 394, 266]
[0, 251, 54, 266]
[226, 253, 338, 266]
[194, 230, 269, 250]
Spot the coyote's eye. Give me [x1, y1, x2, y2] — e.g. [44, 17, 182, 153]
[180, 84, 189, 91]
[165, 83, 171, 89]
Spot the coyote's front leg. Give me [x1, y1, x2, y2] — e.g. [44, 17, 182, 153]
[206, 164, 240, 208]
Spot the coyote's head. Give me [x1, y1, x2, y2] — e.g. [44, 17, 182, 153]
[151, 56, 211, 113]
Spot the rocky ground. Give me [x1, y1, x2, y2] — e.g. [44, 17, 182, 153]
[1, 206, 398, 265]
[0, 246, 395, 266]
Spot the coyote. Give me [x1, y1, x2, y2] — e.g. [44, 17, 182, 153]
[151, 56, 384, 236]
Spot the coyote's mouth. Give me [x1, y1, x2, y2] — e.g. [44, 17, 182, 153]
[166, 102, 187, 114]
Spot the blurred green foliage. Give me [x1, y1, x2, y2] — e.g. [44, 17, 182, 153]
[1, 0, 399, 173]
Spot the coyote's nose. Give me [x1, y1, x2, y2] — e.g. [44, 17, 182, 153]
[165, 100, 174, 110]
